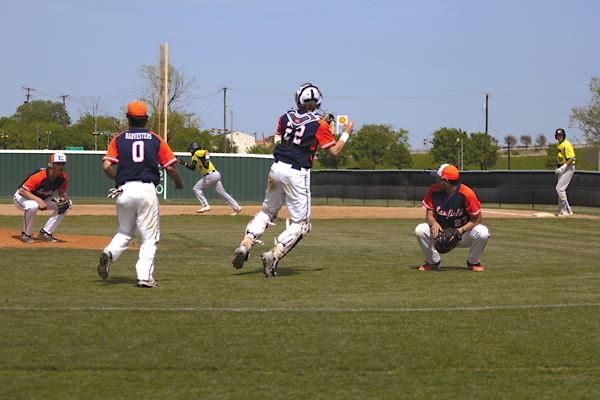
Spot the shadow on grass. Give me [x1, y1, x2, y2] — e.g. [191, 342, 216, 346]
[234, 267, 325, 277]
[411, 266, 470, 272]
[95, 277, 139, 286]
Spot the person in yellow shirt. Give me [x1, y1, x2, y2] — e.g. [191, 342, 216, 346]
[554, 128, 575, 217]
[179, 142, 242, 215]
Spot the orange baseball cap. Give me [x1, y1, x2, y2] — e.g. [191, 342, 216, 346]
[51, 152, 67, 163]
[430, 163, 459, 180]
[127, 101, 147, 116]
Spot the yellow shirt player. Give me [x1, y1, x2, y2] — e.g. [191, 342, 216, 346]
[554, 129, 575, 217]
[178, 142, 242, 215]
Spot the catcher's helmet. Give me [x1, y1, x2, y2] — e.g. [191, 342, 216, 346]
[295, 83, 322, 107]
[188, 142, 202, 152]
[555, 128, 566, 140]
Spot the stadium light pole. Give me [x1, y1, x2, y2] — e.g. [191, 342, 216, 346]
[460, 138, 463, 170]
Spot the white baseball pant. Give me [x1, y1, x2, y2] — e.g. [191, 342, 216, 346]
[414, 223, 490, 265]
[556, 164, 574, 213]
[104, 181, 160, 282]
[246, 161, 311, 253]
[193, 170, 239, 211]
[13, 191, 71, 236]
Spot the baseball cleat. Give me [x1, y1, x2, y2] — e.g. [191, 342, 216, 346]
[419, 261, 441, 271]
[197, 206, 211, 213]
[38, 229, 58, 243]
[231, 206, 243, 216]
[467, 261, 484, 271]
[232, 245, 249, 269]
[556, 210, 573, 217]
[138, 279, 159, 287]
[20, 232, 34, 243]
[97, 250, 112, 279]
[261, 251, 278, 277]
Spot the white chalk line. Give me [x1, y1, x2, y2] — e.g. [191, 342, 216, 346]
[482, 210, 540, 217]
[0, 303, 598, 312]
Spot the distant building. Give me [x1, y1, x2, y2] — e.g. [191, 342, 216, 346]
[230, 131, 256, 154]
[231, 131, 276, 154]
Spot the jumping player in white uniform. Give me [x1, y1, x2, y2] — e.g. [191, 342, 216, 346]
[179, 142, 242, 215]
[98, 101, 184, 287]
[232, 83, 354, 277]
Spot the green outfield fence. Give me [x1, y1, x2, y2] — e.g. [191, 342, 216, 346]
[0, 150, 273, 202]
[2, 151, 599, 207]
[311, 169, 600, 208]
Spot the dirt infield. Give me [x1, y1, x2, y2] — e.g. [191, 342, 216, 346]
[0, 204, 590, 249]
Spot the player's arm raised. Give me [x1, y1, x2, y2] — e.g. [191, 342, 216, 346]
[324, 120, 354, 158]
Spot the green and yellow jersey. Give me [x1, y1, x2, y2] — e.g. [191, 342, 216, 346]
[191, 150, 216, 176]
[556, 140, 575, 166]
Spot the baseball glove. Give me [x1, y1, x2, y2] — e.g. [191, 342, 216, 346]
[52, 197, 71, 215]
[323, 112, 336, 134]
[434, 229, 462, 254]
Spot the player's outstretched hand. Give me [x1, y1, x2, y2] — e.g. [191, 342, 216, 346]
[343, 120, 355, 135]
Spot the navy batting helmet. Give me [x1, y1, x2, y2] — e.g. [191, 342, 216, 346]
[188, 142, 202, 152]
[555, 129, 566, 140]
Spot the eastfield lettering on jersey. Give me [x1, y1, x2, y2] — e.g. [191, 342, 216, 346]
[435, 207, 465, 218]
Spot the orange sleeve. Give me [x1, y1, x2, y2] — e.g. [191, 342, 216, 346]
[421, 185, 437, 210]
[156, 133, 177, 168]
[462, 186, 481, 216]
[21, 169, 46, 192]
[103, 134, 120, 163]
[316, 120, 336, 150]
[59, 173, 68, 192]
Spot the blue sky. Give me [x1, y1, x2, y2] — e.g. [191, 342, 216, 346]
[2, 0, 598, 149]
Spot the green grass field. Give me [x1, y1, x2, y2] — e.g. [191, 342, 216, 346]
[1, 213, 599, 399]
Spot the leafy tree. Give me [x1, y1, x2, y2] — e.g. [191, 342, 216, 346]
[535, 134, 547, 149]
[168, 127, 212, 153]
[246, 143, 275, 155]
[137, 62, 198, 130]
[520, 134, 532, 150]
[316, 133, 349, 169]
[384, 128, 412, 169]
[569, 76, 600, 147]
[504, 134, 518, 147]
[430, 127, 468, 166]
[349, 124, 410, 169]
[466, 132, 500, 170]
[545, 143, 558, 169]
[11, 100, 71, 126]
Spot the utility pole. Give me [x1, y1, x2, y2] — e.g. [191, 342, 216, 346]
[21, 87, 33, 149]
[222, 87, 227, 152]
[60, 95, 69, 131]
[230, 108, 233, 153]
[485, 93, 489, 170]
[507, 139, 511, 170]
[36, 124, 40, 150]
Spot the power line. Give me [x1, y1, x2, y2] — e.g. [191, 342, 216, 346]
[227, 87, 589, 102]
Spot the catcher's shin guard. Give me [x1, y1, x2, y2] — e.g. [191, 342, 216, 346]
[273, 220, 311, 262]
[232, 211, 272, 269]
[245, 211, 273, 241]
